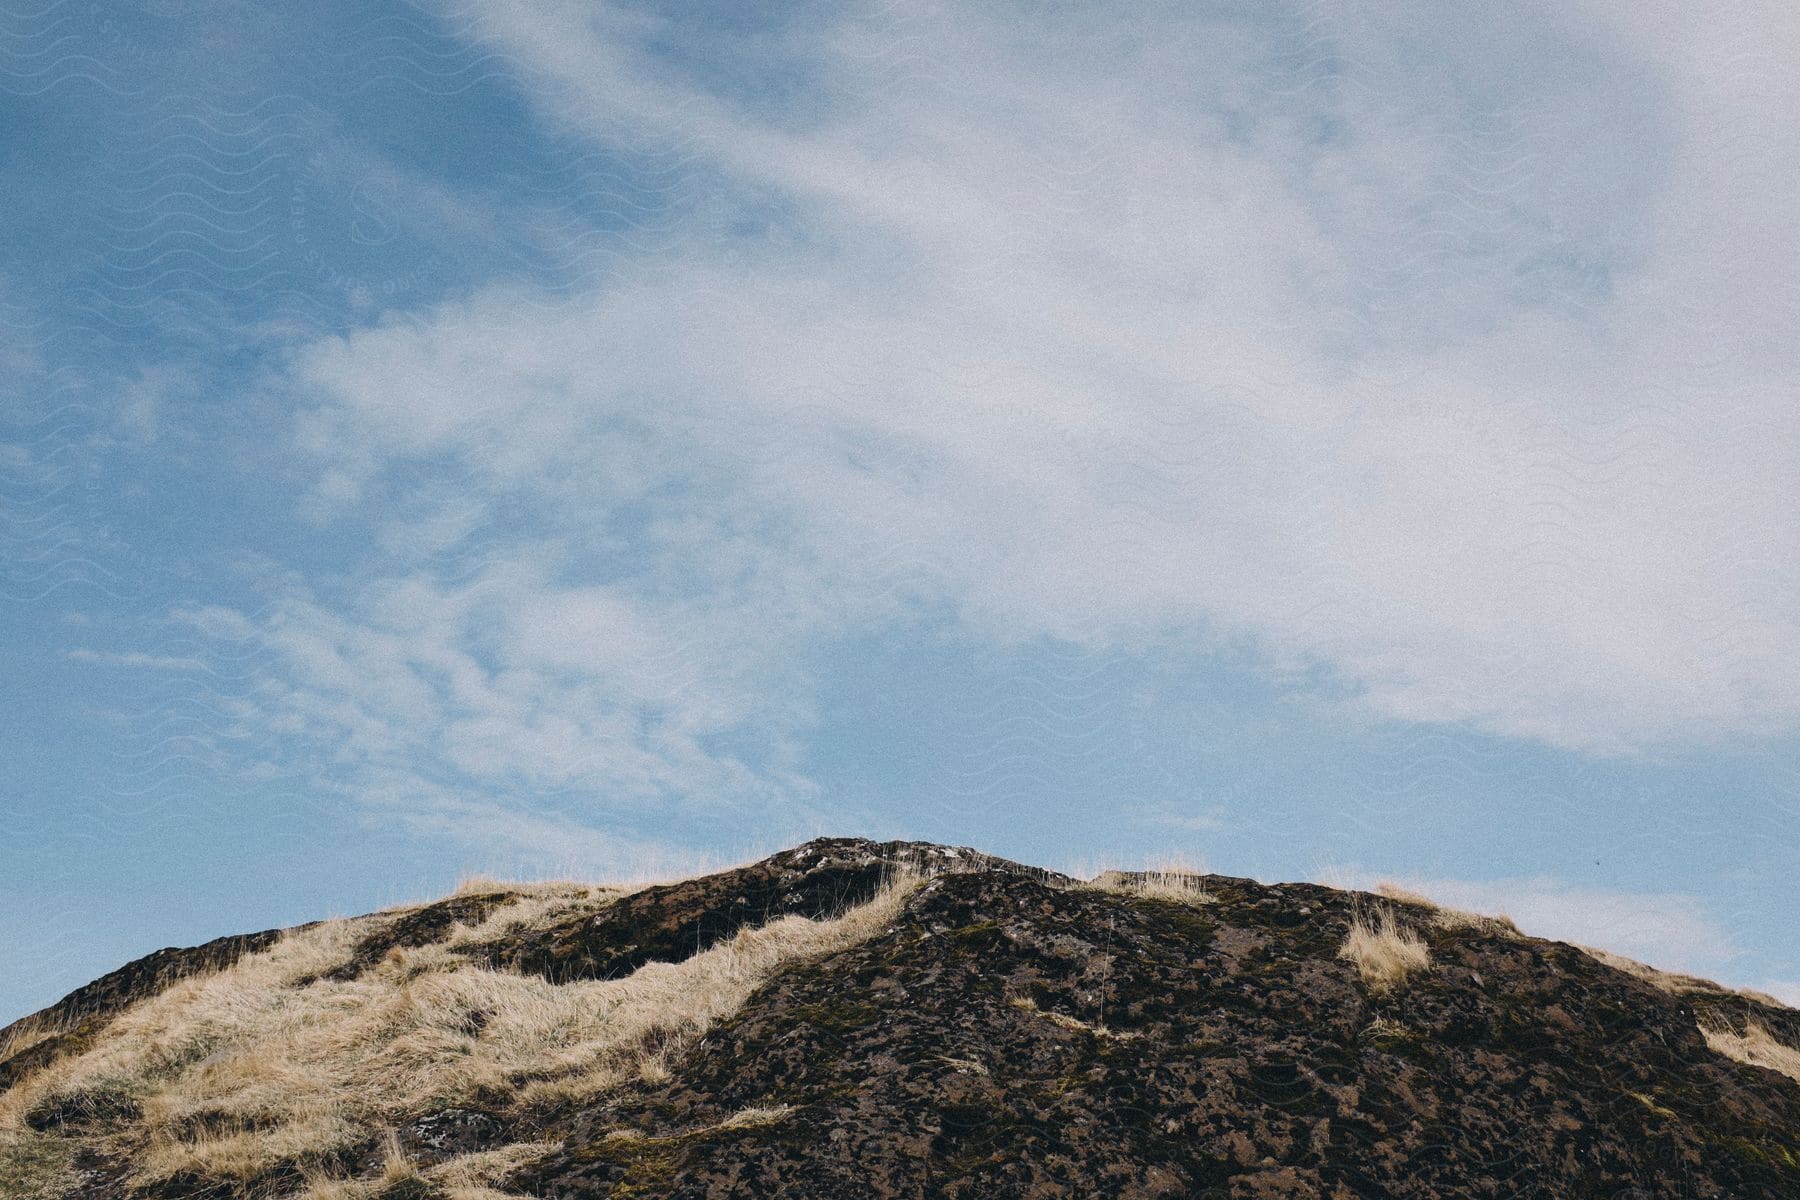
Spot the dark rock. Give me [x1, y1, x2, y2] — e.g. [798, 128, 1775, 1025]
[23, 1088, 141, 1132]
[474, 837, 1064, 985]
[315, 891, 522, 984]
[510, 862, 1800, 1200]
[402, 1106, 514, 1161]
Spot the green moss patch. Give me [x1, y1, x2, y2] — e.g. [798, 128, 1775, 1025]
[0, 1132, 78, 1200]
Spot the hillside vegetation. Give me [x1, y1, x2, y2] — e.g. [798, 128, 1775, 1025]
[3, 839, 1797, 1199]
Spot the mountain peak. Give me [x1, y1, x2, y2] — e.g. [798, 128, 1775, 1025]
[2, 841, 1796, 1198]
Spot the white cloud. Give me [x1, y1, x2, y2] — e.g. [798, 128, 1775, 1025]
[345, 772, 747, 882]
[180, 548, 832, 827]
[114, 366, 193, 444]
[217, 0, 1800, 840]
[67, 649, 207, 671]
[289, 0, 1800, 759]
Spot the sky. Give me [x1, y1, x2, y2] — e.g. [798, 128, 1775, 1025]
[1, 0, 1797, 1023]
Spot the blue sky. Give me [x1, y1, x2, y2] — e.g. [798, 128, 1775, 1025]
[3, 0, 1798, 1023]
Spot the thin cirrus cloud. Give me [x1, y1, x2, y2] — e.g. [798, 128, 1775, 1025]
[218, 0, 1800, 831]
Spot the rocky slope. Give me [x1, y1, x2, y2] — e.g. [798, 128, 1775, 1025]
[2, 838, 1797, 1199]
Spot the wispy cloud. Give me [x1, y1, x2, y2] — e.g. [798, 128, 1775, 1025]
[246, 0, 1800, 820]
[175, 549, 834, 826]
[66, 648, 207, 671]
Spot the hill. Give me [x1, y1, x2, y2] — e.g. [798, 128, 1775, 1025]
[3, 838, 1797, 1198]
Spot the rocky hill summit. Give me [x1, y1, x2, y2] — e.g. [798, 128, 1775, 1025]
[3, 837, 1797, 1199]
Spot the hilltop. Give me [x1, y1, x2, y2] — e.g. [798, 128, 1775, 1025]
[2, 838, 1797, 1198]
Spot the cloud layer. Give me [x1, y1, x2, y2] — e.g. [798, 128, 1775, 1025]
[217, 0, 1800, 827]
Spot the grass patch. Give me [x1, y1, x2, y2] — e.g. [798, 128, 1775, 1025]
[0, 872, 918, 1190]
[297, 1137, 557, 1200]
[1338, 907, 1430, 993]
[1700, 1018, 1800, 1085]
[1089, 869, 1216, 906]
[0, 1129, 78, 1200]
[1007, 994, 1137, 1041]
[1375, 883, 1518, 936]
[1576, 944, 1786, 1009]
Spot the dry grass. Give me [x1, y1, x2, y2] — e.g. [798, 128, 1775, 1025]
[1574, 945, 1739, 998]
[1365, 887, 1786, 1014]
[0, 1024, 55, 1074]
[1578, 945, 1708, 993]
[1088, 867, 1215, 905]
[378, 1128, 420, 1186]
[1006, 994, 1138, 1041]
[0, 870, 919, 1193]
[1574, 945, 1794, 1016]
[1359, 1014, 1408, 1041]
[297, 1137, 556, 1200]
[1699, 1018, 1800, 1085]
[295, 1127, 558, 1200]
[712, 1104, 795, 1132]
[450, 875, 612, 900]
[1375, 882, 1519, 936]
[1339, 907, 1431, 993]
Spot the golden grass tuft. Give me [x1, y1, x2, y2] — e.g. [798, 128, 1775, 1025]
[1006, 994, 1137, 1041]
[449, 875, 615, 901]
[0, 869, 920, 1190]
[1574, 944, 1742, 998]
[298, 1137, 556, 1200]
[1088, 867, 1215, 905]
[714, 1104, 794, 1131]
[0, 1024, 57, 1074]
[1339, 907, 1431, 993]
[1699, 1018, 1800, 1085]
[378, 1127, 420, 1186]
[1375, 882, 1519, 936]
